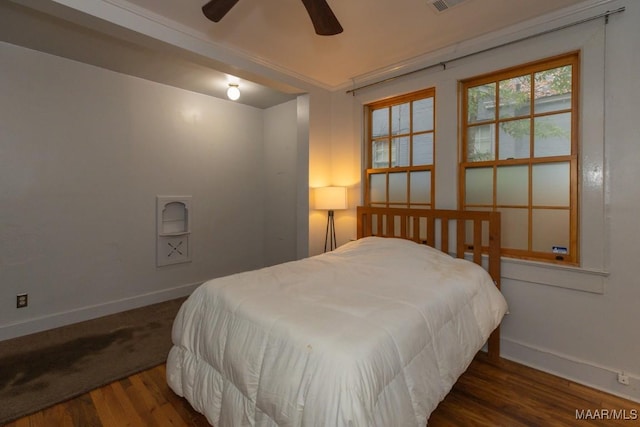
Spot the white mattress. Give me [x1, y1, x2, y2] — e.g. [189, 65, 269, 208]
[167, 237, 508, 426]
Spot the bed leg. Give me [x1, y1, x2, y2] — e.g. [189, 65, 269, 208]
[488, 326, 501, 363]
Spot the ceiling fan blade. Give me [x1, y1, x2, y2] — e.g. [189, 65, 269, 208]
[301, 0, 343, 36]
[202, 0, 240, 22]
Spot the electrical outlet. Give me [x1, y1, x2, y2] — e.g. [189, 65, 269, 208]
[617, 372, 630, 386]
[16, 293, 28, 308]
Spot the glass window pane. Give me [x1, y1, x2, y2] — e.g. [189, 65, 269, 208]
[410, 171, 431, 204]
[534, 113, 571, 157]
[497, 165, 529, 206]
[372, 139, 389, 168]
[392, 136, 410, 167]
[391, 103, 410, 135]
[496, 165, 529, 206]
[460, 54, 577, 263]
[499, 119, 530, 160]
[413, 133, 433, 166]
[467, 83, 496, 123]
[389, 172, 407, 203]
[532, 209, 570, 253]
[467, 124, 495, 162]
[372, 108, 389, 138]
[499, 208, 529, 250]
[499, 75, 531, 119]
[413, 97, 434, 132]
[533, 162, 570, 206]
[465, 167, 493, 205]
[369, 173, 386, 203]
[534, 65, 572, 114]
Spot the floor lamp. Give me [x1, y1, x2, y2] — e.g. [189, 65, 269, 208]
[315, 187, 347, 252]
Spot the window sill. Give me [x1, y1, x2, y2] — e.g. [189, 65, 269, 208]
[501, 257, 608, 294]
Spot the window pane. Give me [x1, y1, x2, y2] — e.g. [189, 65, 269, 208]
[392, 136, 410, 167]
[460, 53, 577, 264]
[534, 113, 571, 157]
[372, 139, 389, 168]
[413, 98, 434, 132]
[413, 133, 434, 166]
[467, 83, 496, 123]
[410, 171, 431, 204]
[533, 162, 570, 206]
[499, 119, 530, 160]
[499, 208, 529, 250]
[497, 165, 528, 206]
[367, 89, 436, 212]
[389, 172, 407, 203]
[534, 65, 572, 114]
[499, 75, 531, 119]
[372, 108, 389, 138]
[369, 173, 386, 203]
[465, 167, 493, 205]
[392, 103, 410, 135]
[532, 209, 570, 253]
[467, 124, 495, 162]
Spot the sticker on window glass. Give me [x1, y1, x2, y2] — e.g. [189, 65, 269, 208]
[552, 246, 568, 254]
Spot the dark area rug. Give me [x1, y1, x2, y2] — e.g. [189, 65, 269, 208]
[0, 297, 186, 425]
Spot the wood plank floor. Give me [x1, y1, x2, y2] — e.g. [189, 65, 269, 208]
[5, 353, 638, 426]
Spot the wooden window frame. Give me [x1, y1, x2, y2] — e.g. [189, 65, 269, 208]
[364, 88, 436, 209]
[460, 52, 579, 265]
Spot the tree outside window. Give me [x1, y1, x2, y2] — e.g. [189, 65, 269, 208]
[461, 52, 579, 264]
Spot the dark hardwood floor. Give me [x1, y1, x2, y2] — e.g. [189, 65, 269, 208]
[5, 353, 638, 426]
[428, 353, 638, 426]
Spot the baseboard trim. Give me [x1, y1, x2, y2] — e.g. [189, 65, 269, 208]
[502, 338, 640, 403]
[0, 282, 202, 341]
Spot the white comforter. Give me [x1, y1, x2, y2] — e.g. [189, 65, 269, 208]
[167, 237, 508, 426]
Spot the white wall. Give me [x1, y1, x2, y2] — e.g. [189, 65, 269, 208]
[326, 0, 640, 401]
[263, 99, 300, 266]
[0, 42, 298, 339]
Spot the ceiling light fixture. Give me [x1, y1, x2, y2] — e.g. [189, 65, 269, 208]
[227, 83, 240, 101]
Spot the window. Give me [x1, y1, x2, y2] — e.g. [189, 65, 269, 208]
[460, 52, 579, 264]
[365, 88, 435, 208]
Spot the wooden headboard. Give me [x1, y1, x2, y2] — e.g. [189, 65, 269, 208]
[356, 206, 502, 360]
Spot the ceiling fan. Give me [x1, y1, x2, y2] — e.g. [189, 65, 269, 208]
[202, 0, 343, 36]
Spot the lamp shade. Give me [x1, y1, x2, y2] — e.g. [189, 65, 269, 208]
[315, 186, 347, 210]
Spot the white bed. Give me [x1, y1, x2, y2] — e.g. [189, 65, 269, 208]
[167, 208, 508, 426]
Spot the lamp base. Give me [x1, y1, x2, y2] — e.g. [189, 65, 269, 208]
[324, 210, 337, 252]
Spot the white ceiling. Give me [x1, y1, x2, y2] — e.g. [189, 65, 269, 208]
[3, 0, 596, 108]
